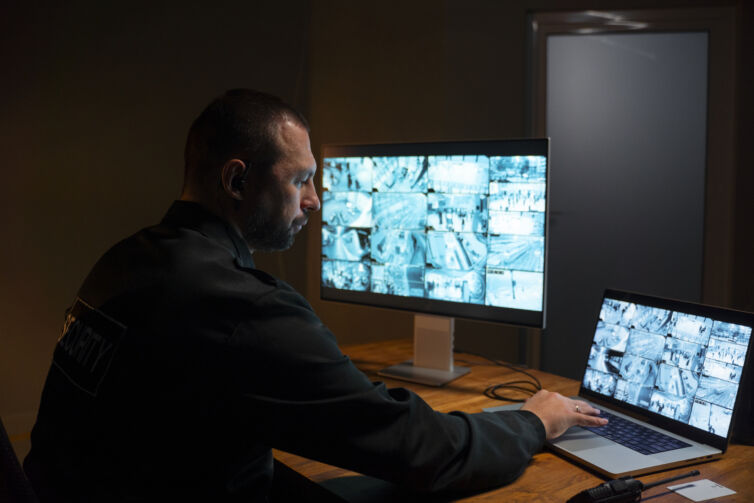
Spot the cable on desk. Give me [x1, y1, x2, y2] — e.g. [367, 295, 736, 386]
[455, 350, 543, 402]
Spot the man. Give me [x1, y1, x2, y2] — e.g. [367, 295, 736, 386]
[25, 89, 606, 502]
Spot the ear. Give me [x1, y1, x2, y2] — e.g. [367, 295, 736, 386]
[220, 159, 248, 200]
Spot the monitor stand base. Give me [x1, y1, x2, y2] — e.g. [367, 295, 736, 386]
[376, 314, 469, 387]
[378, 361, 470, 387]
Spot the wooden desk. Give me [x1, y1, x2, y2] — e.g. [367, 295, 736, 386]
[275, 339, 753, 502]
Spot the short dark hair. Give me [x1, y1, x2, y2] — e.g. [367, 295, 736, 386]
[183, 89, 309, 188]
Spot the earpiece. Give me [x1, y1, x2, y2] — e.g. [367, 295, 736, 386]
[231, 175, 245, 191]
[231, 162, 250, 192]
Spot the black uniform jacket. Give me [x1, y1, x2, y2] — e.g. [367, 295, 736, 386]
[24, 201, 545, 502]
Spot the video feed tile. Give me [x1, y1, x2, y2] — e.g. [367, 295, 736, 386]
[490, 155, 546, 183]
[321, 259, 370, 291]
[323, 157, 373, 192]
[322, 191, 373, 228]
[619, 355, 658, 386]
[670, 314, 713, 345]
[372, 193, 427, 230]
[588, 344, 622, 374]
[662, 338, 703, 372]
[710, 404, 733, 437]
[689, 399, 712, 433]
[656, 363, 700, 399]
[426, 231, 487, 271]
[427, 193, 487, 233]
[583, 368, 617, 396]
[372, 156, 428, 193]
[614, 379, 653, 408]
[370, 229, 426, 266]
[649, 390, 693, 422]
[485, 269, 542, 311]
[702, 358, 742, 384]
[709, 403, 732, 437]
[625, 329, 666, 361]
[600, 299, 633, 325]
[487, 235, 544, 272]
[705, 338, 747, 366]
[425, 268, 485, 304]
[488, 211, 544, 236]
[593, 321, 630, 352]
[489, 182, 546, 212]
[371, 264, 424, 297]
[322, 225, 370, 261]
[632, 305, 673, 334]
[711, 321, 752, 347]
[427, 155, 489, 194]
[696, 375, 738, 409]
[689, 399, 732, 437]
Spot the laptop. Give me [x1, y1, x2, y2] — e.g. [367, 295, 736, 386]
[487, 289, 754, 478]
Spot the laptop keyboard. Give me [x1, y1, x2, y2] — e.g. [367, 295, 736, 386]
[583, 410, 692, 455]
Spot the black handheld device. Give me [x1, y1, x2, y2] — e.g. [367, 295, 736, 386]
[566, 470, 700, 502]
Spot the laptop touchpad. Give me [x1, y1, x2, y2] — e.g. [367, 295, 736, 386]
[552, 428, 613, 452]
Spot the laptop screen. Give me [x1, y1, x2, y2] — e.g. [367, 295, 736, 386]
[581, 290, 753, 439]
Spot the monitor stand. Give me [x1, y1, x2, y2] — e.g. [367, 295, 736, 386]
[377, 314, 469, 387]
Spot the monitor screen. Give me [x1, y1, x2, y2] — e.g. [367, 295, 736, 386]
[320, 139, 549, 327]
[582, 290, 754, 440]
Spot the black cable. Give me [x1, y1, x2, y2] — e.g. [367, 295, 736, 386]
[455, 350, 542, 402]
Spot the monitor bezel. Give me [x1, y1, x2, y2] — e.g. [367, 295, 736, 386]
[319, 138, 550, 328]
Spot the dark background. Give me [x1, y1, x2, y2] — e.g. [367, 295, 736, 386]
[1, 0, 751, 430]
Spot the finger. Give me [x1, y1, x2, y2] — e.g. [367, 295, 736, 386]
[573, 401, 602, 417]
[577, 414, 608, 427]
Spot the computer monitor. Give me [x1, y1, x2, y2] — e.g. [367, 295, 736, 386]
[320, 138, 550, 385]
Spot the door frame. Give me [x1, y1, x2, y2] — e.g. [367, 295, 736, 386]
[527, 7, 737, 307]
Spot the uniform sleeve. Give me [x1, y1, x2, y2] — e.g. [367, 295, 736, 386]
[225, 285, 546, 495]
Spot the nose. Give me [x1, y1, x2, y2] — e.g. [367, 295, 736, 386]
[302, 178, 321, 213]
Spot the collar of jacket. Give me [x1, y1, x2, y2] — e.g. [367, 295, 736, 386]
[160, 200, 256, 269]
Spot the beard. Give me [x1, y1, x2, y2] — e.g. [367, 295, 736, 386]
[242, 203, 296, 252]
[239, 172, 309, 252]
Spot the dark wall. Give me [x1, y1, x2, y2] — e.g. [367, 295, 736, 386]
[0, 1, 311, 417]
[305, 1, 534, 359]
[1, 0, 750, 420]
[734, 2, 754, 314]
[304, 0, 752, 364]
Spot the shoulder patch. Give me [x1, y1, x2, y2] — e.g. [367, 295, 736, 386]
[53, 298, 126, 396]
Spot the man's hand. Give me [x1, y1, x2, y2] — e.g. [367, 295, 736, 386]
[520, 389, 608, 440]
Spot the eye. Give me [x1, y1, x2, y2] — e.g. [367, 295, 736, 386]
[296, 174, 313, 188]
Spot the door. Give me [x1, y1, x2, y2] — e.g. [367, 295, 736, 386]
[529, 9, 736, 379]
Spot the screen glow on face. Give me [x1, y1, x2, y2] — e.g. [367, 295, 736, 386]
[583, 297, 752, 438]
[320, 154, 547, 312]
